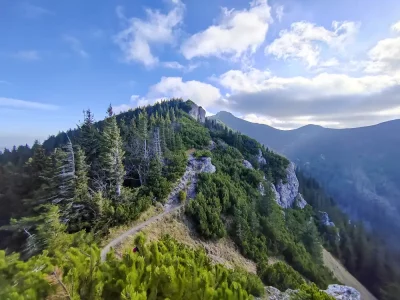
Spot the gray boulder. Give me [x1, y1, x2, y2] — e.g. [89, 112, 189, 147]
[325, 284, 361, 300]
[243, 160, 254, 169]
[263, 285, 360, 300]
[319, 211, 335, 227]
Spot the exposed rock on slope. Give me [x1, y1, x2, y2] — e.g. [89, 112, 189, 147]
[326, 284, 361, 300]
[188, 102, 206, 123]
[272, 162, 307, 209]
[319, 211, 335, 227]
[243, 160, 254, 169]
[166, 154, 215, 209]
[264, 284, 360, 300]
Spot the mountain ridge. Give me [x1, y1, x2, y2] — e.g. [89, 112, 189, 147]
[211, 110, 400, 249]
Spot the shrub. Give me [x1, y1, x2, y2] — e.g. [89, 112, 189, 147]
[194, 149, 212, 158]
[178, 190, 187, 203]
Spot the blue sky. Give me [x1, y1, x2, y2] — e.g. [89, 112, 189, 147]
[1, 0, 400, 148]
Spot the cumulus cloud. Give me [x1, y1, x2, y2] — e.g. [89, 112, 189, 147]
[181, 0, 272, 60]
[215, 66, 400, 127]
[0, 97, 58, 110]
[391, 21, 400, 33]
[266, 21, 359, 68]
[115, 0, 184, 66]
[114, 77, 222, 113]
[364, 37, 400, 74]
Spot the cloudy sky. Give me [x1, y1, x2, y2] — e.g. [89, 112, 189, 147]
[1, 0, 400, 148]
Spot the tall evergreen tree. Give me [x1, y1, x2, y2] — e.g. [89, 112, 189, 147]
[100, 114, 125, 198]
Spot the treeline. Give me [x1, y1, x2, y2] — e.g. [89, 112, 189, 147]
[298, 172, 400, 300]
[0, 100, 210, 256]
[188, 120, 336, 291]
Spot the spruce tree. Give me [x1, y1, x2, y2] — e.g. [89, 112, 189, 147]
[100, 113, 125, 198]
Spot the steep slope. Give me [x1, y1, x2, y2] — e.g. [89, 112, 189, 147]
[322, 249, 377, 300]
[211, 111, 400, 247]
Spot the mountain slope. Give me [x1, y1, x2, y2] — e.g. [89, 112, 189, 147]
[1, 100, 397, 299]
[211, 111, 400, 247]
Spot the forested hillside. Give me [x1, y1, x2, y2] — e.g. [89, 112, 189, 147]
[0, 99, 397, 299]
[211, 111, 400, 251]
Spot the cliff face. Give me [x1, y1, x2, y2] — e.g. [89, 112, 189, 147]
[189, 102, 206, 123]
[272, 162, 307, 209]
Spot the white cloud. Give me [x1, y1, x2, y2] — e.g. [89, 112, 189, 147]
[148, 77, 222, 107]
[163, 61, 184, 69]
[162, 61, 201, 72]
[217, 68, 271, 93]
[63, 35, 89, 58]
[181, 0, 272, 60]
[364, 36, 400, 74]
[266, 21, 359, 68]
[275, 5, 284, 22]
[219, 68, 399, 96]
[242, 113, 341, 129]
[0, 97, 58, 110]
[12, 50, 40, 61]
[115, 77, 222, 113]
[115, 0, 184, 66]
[391, 21, 400, 33]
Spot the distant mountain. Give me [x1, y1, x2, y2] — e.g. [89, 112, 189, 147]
[211, 111, 400, 247]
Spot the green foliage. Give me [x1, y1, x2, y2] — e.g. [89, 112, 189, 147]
[178, 190, 186, 203]
[0, 250, 54, 299]
[179, 115, 211, 148]
[194, 149, 212, 158]
[293, 283, 335, 300]
[0, 233, 263, 299]
[258, 261, 305, 291]
[186, 192, 226, 239]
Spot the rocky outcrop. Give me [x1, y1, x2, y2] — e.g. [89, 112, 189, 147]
[325, 284, 361, 300]
[257, 148, 266, 165]
[264, 286, 296, 300]
[319, 211, 335, 227]
[258, 182, 265, 196]
[191, 156, 216, 174]
[189, 102, 206, 123]
[296, 193, 308, 209]
[263, 285, 360, 300]
[165, 154, 215, 210]
[243, 160, 253, 169]
[272, 162, 307, 209]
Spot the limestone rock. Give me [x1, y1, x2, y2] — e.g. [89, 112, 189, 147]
[189, 102, 206, 123]
[191, 156, 216, 174]
[263, 285, 360, 300]
[243, 160, 253, 169]
[258, 182, 265, 196]
[325, 284, 361, 300]
[319, 211, 335, 227]
[296, 193, 308, 209]
[257, 148, 267, 165]
[273, 162, 308, 208]
[165, 154, 215, 210]
[264, 286, 296, 300]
